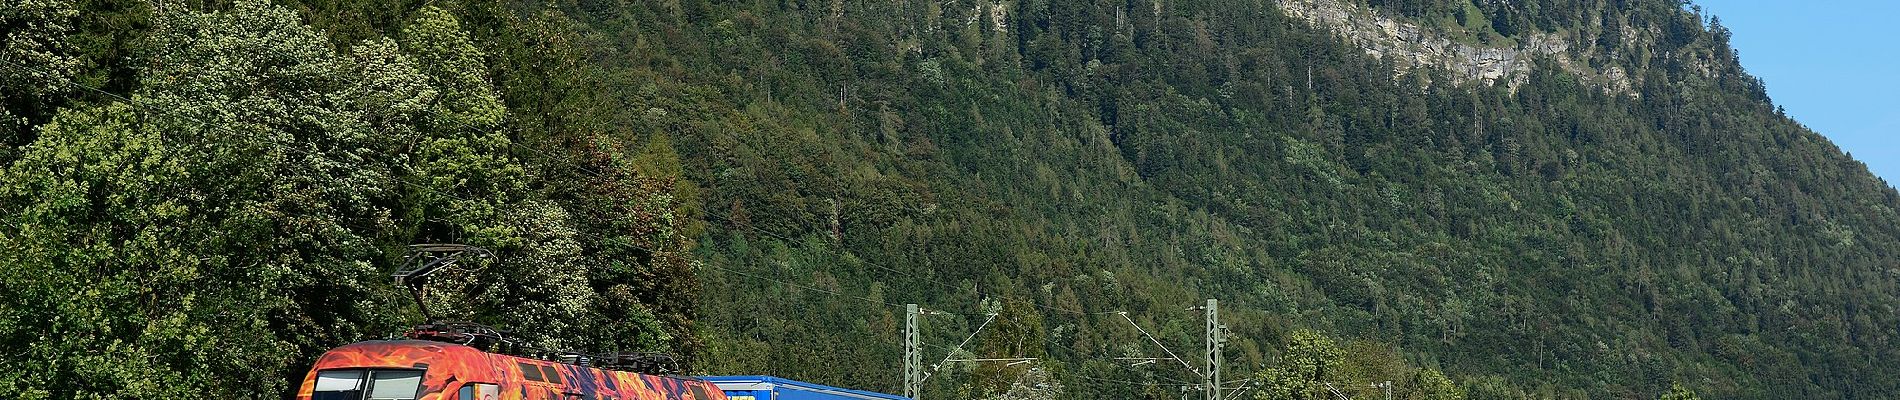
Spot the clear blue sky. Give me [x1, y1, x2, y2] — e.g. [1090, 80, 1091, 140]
[1694, 1, 1900, 188]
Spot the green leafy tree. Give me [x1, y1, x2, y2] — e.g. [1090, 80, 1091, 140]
[982, 366, 1064, 400]
[1255, 330, 1345, 400]
[386, 6, 613, 353]
[0, 0, 80, 158]
[394, 5, 523, 234]
[1, 0, 707, 395]
[1660, 383, 1700, 400]
[1, 0, 402, 395]
[0, 103, 207, 399]
[1414, 368, 1466, 400]
[389, 5, 686, 357]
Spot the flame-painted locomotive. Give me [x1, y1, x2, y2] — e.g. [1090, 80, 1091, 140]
[295, 322, 724, 400]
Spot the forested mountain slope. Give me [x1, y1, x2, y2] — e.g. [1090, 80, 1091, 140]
[2, 0, 1896, 399]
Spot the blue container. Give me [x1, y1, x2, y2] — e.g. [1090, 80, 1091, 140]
[699, 376, 912, 400]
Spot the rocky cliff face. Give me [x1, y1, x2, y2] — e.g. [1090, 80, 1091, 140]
[1275, 0, 1638, 95]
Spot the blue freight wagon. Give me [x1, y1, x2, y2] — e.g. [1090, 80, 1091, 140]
[699, 376, 911, 400]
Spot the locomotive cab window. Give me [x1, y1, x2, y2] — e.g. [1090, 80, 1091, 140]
[518, 362, 544, 382]
[313, 370, 365, 400]
[311, 368, 426, 400]
[367, 370, 423, 400]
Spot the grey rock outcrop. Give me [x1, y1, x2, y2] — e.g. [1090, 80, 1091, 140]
[1276, 0, 1636, 95]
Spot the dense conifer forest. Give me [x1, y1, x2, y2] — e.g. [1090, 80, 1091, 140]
[3, 0, 1896, 398]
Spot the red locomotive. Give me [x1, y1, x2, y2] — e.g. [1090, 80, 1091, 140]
[294, 323, 725, 400]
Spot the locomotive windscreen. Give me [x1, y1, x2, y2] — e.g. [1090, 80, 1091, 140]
[311, 368, 426, 400]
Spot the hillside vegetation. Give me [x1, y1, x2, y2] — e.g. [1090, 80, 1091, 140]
[3, 0, 1897, 399]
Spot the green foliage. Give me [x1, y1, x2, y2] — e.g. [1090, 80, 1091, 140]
[1, 0, 703, 396]
[980, 366, 1064, 400]
[629, 0, 1897, 397]
[1660, 383, 1700, 400]
[400, 6, 505, 133]
[1253, 330, 1345, 400]
[1249, 331, 1465, 400]
[5, 0, 1898, 399]
[1, 0, 81, 159]
[0, 1, 409, 395]
[1414, 368, 1465, 400]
